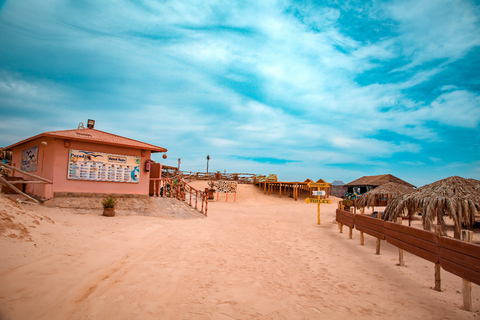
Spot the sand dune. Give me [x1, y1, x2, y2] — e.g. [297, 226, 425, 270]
[0, 183, 478, 319]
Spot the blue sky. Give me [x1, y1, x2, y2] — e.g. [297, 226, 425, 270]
[0, 0, 479, 187]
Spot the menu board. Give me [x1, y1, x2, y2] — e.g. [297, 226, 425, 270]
[67, 149, 140, 183]
[217, 180, 238, 193]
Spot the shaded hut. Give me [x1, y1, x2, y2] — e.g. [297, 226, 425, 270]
[331, 180, 345, 198]
[344, 174, 414, 199]
[356, 182, 415, 210]
[384, 176, 480, 239]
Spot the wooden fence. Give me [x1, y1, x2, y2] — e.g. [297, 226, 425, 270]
[336, 209, 480, 311]
[150, 178, 208, 216]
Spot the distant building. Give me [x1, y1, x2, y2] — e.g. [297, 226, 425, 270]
[344, 174, 414, 199]
[2, 126, 167, 200]
[331, 180, 345, 198]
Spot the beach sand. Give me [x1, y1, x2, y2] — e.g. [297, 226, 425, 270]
[0, 182, 478, 319]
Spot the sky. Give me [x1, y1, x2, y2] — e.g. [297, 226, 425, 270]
[0, 0, 479, 187]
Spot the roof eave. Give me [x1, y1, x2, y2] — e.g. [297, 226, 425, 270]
[2, 132, 167, 153]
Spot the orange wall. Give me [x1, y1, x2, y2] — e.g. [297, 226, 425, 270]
[11, 137, 153, 199]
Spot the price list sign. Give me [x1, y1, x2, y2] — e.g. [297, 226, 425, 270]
[67, 149, 140, 183]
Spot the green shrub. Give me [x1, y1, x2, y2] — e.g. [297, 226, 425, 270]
[102, 197, 117, 208]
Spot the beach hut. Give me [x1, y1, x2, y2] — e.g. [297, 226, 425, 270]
[344, 174, 414, 199]
[356, 182, 415, 209]
[1, 124, 167, 200]
[384, 176, 480, 239]
[331, 180, 345, 198]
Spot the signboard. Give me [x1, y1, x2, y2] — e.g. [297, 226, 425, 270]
[304, 198, 332, 204]
[307, 182, 331, 188]
[312, 190, 326, 196]
[21, 146, 38, 172]
[67, 149, 140, 183]
[217, 180, 238, 193]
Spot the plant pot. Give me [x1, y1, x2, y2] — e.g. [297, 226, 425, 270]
[208, 189, 215, 200]
[103, 207, 115, 217]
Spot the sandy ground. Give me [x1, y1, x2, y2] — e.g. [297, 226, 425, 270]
[0, 182, 479, 320]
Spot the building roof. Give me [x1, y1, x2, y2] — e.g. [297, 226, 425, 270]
[344, 174, 415, 188]
[332, 180, 345, 186]
[3, 128, 167, 153]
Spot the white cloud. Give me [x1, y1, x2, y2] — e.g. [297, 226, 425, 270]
[425, 90, 480, 128]
[387, 0, 480, 68]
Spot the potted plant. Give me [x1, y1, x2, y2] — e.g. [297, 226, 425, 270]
[342, 199, 354, 211]
[207, 180, 216, 200]
[102, 196, 117, 217]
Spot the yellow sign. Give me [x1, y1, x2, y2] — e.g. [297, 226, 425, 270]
[304, 198, 332, 204]
[307, 182, 331, 188]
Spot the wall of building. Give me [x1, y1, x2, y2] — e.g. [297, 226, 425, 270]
[11, 137, 55, 199]
[11, 137, 153, 199]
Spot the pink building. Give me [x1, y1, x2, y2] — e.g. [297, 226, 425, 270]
[3, 127, 167, 200]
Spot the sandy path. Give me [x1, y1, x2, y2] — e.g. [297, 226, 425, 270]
[0, 184, 478, 319]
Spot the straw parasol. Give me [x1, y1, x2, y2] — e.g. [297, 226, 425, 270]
[356, 182, 415, 209]
[384, 176, 480, 238]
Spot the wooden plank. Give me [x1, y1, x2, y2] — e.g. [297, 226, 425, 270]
[440, 258, 480, 286]
[439, 247, 480, 275]
[386, 236, 439, 263]
[355, 224, 385, 240]
[385, 228, 438, 255]
[438, 236, 480, 258]
[335, 210, 355, 228]
[355, 219, 386, 235]
[385, 221, 438, 243]
[355, 214, 385, 227]
[7, 180, 49, 184]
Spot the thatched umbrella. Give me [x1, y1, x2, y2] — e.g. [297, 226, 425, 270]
[356, 182, 415, 210]
[384, 176, 480, 239]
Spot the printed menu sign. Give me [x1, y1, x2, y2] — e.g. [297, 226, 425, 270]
[67, 149, 140, 183]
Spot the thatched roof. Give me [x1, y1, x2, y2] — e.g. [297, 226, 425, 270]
[345, 174, 415, 188]
[384, 176, 480, 238]
[356, 182, 415, 209]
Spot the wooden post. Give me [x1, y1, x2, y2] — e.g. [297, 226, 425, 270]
[195, 191, 198, 209]
[339, 223, 343, 233]
[398, 217, 405, 266]
[435, 225, 442, 291]
[461, 230, 473, 311]
[375, 202, 382, 254]
[317, 202, 321, 225]
[279, 183, 282, 198]
[348, 227, 352, 239]
[360, 232, 365, 245]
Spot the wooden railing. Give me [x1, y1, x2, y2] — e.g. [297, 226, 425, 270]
[175, 171, 255, 184]
[150, 178, 208, 216]
[335, 209, 480, 311]
[0, 162, 52, 203]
